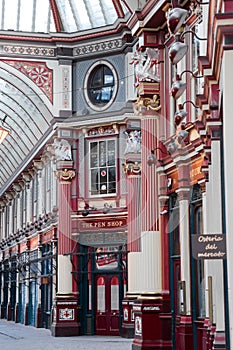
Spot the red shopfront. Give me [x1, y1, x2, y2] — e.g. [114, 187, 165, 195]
[72, 215, 128, 336]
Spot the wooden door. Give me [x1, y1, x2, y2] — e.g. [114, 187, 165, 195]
[95, 275, 120, 335]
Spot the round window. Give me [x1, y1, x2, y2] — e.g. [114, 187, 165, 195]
[84, 61, 118, 111]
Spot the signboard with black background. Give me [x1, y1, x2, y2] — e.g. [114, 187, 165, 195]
[192, 234, 226, 260]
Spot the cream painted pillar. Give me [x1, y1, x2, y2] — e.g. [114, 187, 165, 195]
[16, 192, 22, 229]
[26, 183, 32, 224]
[57, 255, 72, 294]
[39, 168, 45, 216]
[8, 201, 13, 236]
[33, 160, 44, 217]
[177, 189, 191, 315]
[222, 50, 233, 349]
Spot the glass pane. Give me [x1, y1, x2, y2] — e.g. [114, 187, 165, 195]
[107, 140, 115, 165]
[90, 153, 98, 168]
[19, 0, 33, 31]
[56, 0, 77, 32]
[91, 169, 98, 195]
[96, 247, 118, 270]
[0, 1, 2, 29]
[97, 277, 105, 312]
[111, 277, 119, 311]
[85, 0, 105, 27]
[104, 67, 113, 84]
[35, 0, 53, 33]
[70, 0, 91, 30]
[99, 141, 106, 166]
[108, 167, 116, 193]
[90, 142, 98, 168]
[91, 68, 102, 88]
[99, 167, 107, 194]
[4, 0, 18, 30]
[101, 87, 113, 102]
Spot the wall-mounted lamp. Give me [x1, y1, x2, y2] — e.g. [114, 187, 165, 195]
[180, 29, 207, 41]
[171, 70, 203, 99]
[170, 74, 187, 99]
[167, 139, 178, 154]
[174, 104, 188, 126]
[169, 30, 207, 66]
[0, 115, 10, 145]
[177, 128, 189, 144]
[103, 203, 112, 214]
[169, 37, 188, 65]
[147, 147, 169, 166]
[174, 100, 199, 127]
[82, 203, 97, 217]
[167, 8, 189, 35]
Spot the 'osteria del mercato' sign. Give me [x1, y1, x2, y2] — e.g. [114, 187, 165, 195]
[191, 234, 226, 260]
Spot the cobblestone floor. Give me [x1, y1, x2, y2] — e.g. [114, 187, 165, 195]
[0, 320, 132, 350]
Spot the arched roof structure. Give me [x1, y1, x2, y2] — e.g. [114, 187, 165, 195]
[0, 61, 54, 192]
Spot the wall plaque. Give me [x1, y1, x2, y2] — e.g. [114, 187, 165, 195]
[191, 234, 226, 260]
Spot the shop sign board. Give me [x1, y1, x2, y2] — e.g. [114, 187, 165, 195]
[192, 234, 226, 260]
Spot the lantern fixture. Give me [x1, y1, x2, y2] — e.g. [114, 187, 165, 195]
[169, 37, 188, 65]
[147, 147, 169, 166]
[103, 203, 112, 214]
[167, 8, 189, 35]
[170, 74, 187, 99]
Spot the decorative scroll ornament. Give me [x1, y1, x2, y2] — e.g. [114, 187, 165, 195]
[56, 169, 76, 182]
[123, 162, 141, 175]
[133, 94, 161, 115]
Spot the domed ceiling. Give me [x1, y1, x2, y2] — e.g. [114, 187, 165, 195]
[0, 0, 129, 33]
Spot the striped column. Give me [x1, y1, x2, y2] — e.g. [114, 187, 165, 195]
[140, 114, 162, 292]
[56, 167, 75, 255]
[124, 161, 141, 252]
[55, 164, 75, 295]
[141, 116, 159, 233]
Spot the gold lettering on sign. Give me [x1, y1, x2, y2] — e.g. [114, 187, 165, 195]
[79, 218, 127, 232]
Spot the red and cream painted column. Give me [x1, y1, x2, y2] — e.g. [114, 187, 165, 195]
[122, 156, 141, 338]
[175, 154, 192, 348]
[132, 83, 171, 350]
[51, 159, 80, 336]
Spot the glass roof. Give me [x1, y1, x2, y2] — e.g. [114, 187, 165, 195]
[0, 0, 128, 34]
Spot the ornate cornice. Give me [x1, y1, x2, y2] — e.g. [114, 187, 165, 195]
[73, 38, 124, 57]
[1, 45, 55, 57]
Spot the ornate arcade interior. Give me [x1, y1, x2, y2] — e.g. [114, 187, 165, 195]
[0, 1, 233, 350]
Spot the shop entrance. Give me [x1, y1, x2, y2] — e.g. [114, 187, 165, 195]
[95, 274, 120, 335]
[78, 244, 127, 336]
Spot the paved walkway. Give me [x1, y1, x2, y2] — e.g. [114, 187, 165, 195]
[0, 320, 132, 350]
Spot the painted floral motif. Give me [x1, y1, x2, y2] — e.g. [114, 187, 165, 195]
[29, 65, 49, 87]
[4, 60, 53, 103]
